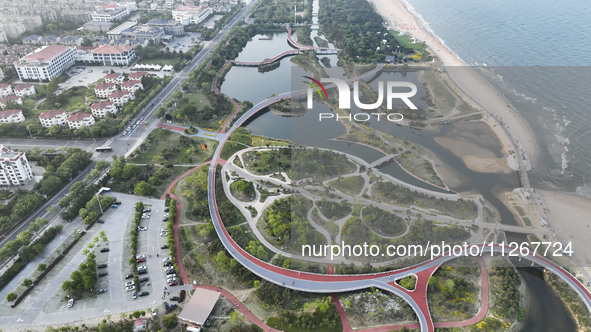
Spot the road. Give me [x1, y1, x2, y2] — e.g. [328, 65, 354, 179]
[0, 0, 257, 253]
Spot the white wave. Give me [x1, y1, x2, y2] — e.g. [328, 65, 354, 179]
[576, 185, 591, 200]
[399, 0, 468, 65]
[512, 89, 537, 103]
[560, 151, 569, 175]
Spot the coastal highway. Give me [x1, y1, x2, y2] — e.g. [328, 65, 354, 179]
[0, 2, 257, 248]
[206, 67, 591, 332]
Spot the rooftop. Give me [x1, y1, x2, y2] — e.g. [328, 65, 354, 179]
[13, 84, 33, 91]
[67, 113, 93, 122]
[105, 72, 122, 79]
[92, 45, 134, 55]
[22, 45, 72, 63]
[128, 71, 148, 79]
[121, 80, 141, 87]
[109, 90, 131, 98]
[91, 100, 114, 109]
[95, 82, 116, 90]
[0, 109, 22, 118]
[0, 95, 20, 103]
[178, 288, 220, 326]
[0, 145, 25, 161]
[39, 110, 65, 119]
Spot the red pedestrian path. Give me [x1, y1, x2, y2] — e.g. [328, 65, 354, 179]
[194, 285, 281, 332]
[161, 162, 210, 285]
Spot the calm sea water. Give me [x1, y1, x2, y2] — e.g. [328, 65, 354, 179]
[405, 0, 591, 195]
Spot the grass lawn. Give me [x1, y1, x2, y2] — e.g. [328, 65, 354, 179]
[183, 92, 209, 106]
[390, 30, 427, 50]
[138, 58, 177, 66]
[128, 128, 216, 165]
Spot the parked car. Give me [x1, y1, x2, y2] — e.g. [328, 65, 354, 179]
[97, 264, 107, 268]
[164, 207, 169, 212]
[98, 272, 108, 277]
[137, 266, 147, 271]
[160, 245, 168, 249]
[137, 257, 146, 263]
[126, 285, 136, 292]
[139, 291, 149, 297]
[169, 281, 178, 286]
[97, 219, 105, 224]
[137, 226, 147, 231]
[97, 289, 107, 294]
[114, 201, 122, 205]
[100, 248, 110, 253]
[162, 257, 170, 262]
[170, 296, 180, 301]
[112, 204, 119, 208]
[163, 261, 172, 267]
[138, 270, 148, 275]
[143, 209, 151, 213]
[132, 291, 137, 299]
[166, 270, 176, 275]
[125, 274, 134, 279]
[125, 281, 134, 287]
[68, 299, 74, 308]
[139, 277, 149, 282]
[162, 216, 169, 221]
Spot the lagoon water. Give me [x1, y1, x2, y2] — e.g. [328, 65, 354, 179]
[218, 8, 578, 329]
[405, 0, 591, 196]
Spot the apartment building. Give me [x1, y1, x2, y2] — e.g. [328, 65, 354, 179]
[0, 145, 33, 186]
[39, 110, 67, 128]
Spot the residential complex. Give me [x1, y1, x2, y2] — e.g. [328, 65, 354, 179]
[120, 80, 143, 94]
[0, 145, 33, 186]
[14, 45, 76, 81]
[0, 95, 23, 108]
[0, 84, 13, 98]
[172, 5, 213, 26]
[109, 90, 133, 106]
[67, 112, 95, 129]
[90, 100, 117, 118]
[104, 72, 124, 84]
[38, 110, 67, 128]
[94, 82, 117, 99]
[0, 109, 25, 124]
[13, 84, 36, 97]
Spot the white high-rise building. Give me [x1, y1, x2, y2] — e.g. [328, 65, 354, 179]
[0, 145, 33, 186]
[14, 45, 76, 81]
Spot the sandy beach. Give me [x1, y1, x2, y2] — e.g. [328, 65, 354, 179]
[368, 0, 540, 169]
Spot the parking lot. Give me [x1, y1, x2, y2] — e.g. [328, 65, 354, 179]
[59, 65, 171, 91]
[0, 193, 183, 328]
[162, 32, 202, 54]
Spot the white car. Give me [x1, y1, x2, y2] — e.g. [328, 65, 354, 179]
[125, 281, 135, 287]
[67, 299, 74, 308]
[137, 265, 147, 271]
[138, 226, 147, 231]
[162, 257, 170, 263]
[136, 254, 146, 260]
[126, 285, 136, 292]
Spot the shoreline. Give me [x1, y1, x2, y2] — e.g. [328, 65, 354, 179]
[368, 0, 539, 170]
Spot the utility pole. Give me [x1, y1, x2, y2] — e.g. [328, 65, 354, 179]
[294, 4, 297, 25]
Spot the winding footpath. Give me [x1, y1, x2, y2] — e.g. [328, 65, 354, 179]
[202, 67, 591, 332]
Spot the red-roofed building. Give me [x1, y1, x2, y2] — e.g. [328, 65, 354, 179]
[0, 109, 25, 124]
[15, 45, 76, 81]
[94, 82, 117, 98]
[109, 90, 133, 106]
[104, 72, 124, 84]
[0, 95, 22, 108]
[13, 84, 36, 97]
[90, 100, 117, 118]
[0, 83, 13, 98]
[134, 319, 146, 331]
[128, 71, 148, 80]
[39, 110, 67, 127]
[67, 113, 95, 129]
[121, 80, 143, 94]
[91, 45, 136, 66]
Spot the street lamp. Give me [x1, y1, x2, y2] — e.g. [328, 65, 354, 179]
[97, 194, 104, 214]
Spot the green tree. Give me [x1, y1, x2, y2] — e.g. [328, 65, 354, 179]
[6, 292, 17, 302]
[134, 181, 155, 196]
[37, 263, 47, 271]
[22, 279, 33, 287]
[161, 314, 178, 328]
